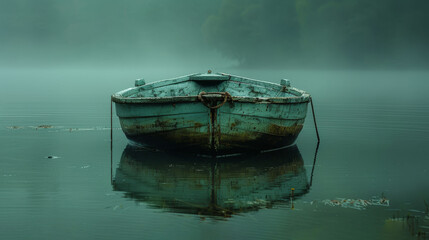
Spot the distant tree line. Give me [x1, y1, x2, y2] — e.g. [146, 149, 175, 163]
[203, 0, 429, 68]
[1, 0, 428, 68]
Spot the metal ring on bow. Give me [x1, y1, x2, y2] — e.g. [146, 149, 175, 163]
[197, 91, 232, 109]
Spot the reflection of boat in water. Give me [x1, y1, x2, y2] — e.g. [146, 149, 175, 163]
[113, 145, 313, 216]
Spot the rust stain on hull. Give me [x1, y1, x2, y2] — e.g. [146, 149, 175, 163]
[120, 117, 305, 154]
[125, 128, 211, 152]
[117, 96, 307, 154]
[123, 129, 302, 155]
[210, 108, 220, 153]
[267, 124, 303, 137]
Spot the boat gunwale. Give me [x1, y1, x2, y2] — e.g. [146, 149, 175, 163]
[112, 94, 310, 104]
[111, 72, 311, 104]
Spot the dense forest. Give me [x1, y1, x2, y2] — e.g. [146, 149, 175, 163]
[203, 0, 429, 68]
[1, 0, 428, 68]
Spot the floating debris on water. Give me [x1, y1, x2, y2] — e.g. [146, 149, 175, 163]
[387, 209, 429, 238]
[322, 196, 389, 210]
[81, 165, 90, 169]
[36, 125, 53, 129]
[63, 127, 115, 132]
[409, 209, 426, 214]
[7, 126, 22, 130]
[6, 125, 117, 132]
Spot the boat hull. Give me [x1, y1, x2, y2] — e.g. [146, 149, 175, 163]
[115, 100, 308, 154]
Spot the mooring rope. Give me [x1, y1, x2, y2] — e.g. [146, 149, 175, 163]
[310, 97, 320, 143]
[110, 97, 113, 185]
[309, 97, 320, 188]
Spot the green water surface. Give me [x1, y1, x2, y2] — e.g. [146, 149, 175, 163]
[1, 69, 428, 240]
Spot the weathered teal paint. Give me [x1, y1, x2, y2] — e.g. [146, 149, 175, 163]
[112, 72, 310, 154]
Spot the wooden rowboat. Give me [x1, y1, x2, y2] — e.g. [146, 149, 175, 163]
[112, 72, 311, 154]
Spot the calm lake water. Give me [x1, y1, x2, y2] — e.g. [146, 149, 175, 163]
[1, 69, 429, 239]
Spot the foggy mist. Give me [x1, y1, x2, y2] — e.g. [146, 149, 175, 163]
[2, 1, 429, 239]
[1, 0, 428, 69]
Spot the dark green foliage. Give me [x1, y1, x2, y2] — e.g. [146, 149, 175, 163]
[203, 0, 429, 68]
[1, 0, 428, 68]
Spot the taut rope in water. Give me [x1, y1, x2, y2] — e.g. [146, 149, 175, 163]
[110, 96, 113, 185]
[309, 97, 320, 188]
[310, 97, 320, 143]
